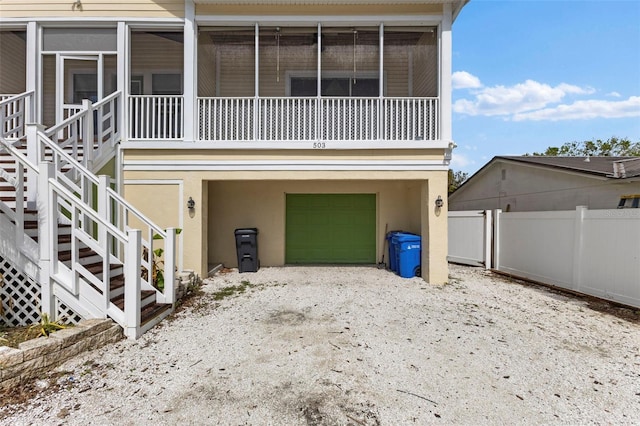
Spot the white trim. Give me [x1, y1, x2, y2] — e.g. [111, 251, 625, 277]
[196, 15, 443, 26]
[438, 3, 452, 143]
[26, 22, 38, 122]
[122, 159, 449, 171]
[120, 140, 452, 150]
[1, 18, 184, 25]
[123, 179, 185, 271]
[183, 0, 196, 141]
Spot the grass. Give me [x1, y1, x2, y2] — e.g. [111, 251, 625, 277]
[212, 280, 256, 300]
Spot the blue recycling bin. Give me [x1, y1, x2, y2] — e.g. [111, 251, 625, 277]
[386, 231, 403, 272]
[395, 233, 421, 278]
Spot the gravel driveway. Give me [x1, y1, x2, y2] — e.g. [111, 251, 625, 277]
[1, 265, 639, 425]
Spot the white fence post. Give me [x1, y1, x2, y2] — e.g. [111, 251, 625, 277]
[25, 123, 43, 208]
[164, 228, 177, 305]
[82, 99, 94, 170]
[484, 210, 493, 270]
[493, 209, 502, 271]
[124, 229, 142, 339]
[98, 175, 111, 311]
[37, 161, 55, 318]
[572, 206, 587, 292]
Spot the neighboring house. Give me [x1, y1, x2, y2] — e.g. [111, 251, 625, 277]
[0, 0, 468, 336]
[449, 156, 640, 212]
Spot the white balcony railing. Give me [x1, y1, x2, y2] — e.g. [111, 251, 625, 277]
[126, 96, 438, 143]
[129, 95, 183, 140]
[196, 97, 439, 142]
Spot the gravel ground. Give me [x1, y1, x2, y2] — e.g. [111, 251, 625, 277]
[1, 264, 639, 425]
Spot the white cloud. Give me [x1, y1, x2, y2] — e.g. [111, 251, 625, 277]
[512, 96, 640, 121]
[607, 91, 622, 98]
[452, 71, 482, 89]
[453, 79, 595, 117]
[450, 151, 473, 170]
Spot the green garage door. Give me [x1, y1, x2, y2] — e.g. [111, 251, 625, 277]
[286, 194, 376, 264]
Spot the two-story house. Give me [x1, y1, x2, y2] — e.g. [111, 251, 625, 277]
[0, 0, 468, 337]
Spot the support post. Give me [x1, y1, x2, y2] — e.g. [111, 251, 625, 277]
[572, 206, 587, 291]
[484, 209, 493, 269]
[183, 0, 196, 141]
[439, 4, 452, 142]
[25, 123, 44, 208]
[124, 229, 142, 339]
[420, 175, 448, 284]
[117, 21, 129, 141]
[26, 21, 37, 123]
[98, 175, 111, 311]
[493, 209, 502, 271]
[38, 161, 55, 318]
[82, 99, 94, 170]
[164, 228, 177, 305]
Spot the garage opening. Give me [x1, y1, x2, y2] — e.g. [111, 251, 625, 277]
[285, 193, 376, 264]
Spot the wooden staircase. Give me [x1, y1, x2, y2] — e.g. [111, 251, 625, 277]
[0, 91, 178, 338]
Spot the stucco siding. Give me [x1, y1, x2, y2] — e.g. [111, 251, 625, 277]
[207, 179, 422, 267]
[0, 0, 185, 18]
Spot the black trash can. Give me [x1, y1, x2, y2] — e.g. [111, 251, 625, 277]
[234, 228, 259, 273]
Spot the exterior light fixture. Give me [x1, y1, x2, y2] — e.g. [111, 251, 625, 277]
[435, 195, 444, 208]
[187, 197, 195, 210]
[73, 0, 82, 9]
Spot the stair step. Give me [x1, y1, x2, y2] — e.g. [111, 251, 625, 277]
[111, 290, 157, 311]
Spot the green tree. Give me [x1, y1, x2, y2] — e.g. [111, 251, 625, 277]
[529, 137, 640, 157]
[448, 169, 469, 194]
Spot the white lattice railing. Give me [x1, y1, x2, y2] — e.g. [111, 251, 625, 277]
[196, 96, 438, 142]
[129, 95, 183, 140]
[1, 91, 34, 141]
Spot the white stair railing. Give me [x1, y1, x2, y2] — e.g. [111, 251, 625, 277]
[0, 91, 178, 338]
[0, 91, 34, 141]
[28, 123, 177, 304]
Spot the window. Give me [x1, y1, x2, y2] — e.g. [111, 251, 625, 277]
[152, 74, 182, 95]
[290, 77, 379, 97]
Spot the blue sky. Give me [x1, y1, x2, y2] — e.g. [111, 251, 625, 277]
[450, 0, 640, 175]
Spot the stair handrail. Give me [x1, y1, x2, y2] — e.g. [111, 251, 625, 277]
[43, 91, 121, 171]
[0, 137, 37, 255]
[42, 167, 141, 338]
[32, 126, 177, 304]
[0, 91, 34, 141]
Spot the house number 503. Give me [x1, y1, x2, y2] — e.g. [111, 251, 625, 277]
[313, 142, 326, 149]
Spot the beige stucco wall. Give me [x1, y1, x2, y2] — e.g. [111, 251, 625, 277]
[207, 179, 423, 267]
[122, 156, 450, 284]
[0, 0, 185, 18]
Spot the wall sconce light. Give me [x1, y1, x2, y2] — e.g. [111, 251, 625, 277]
[435, 195, 444, 208]
[187, 197, 195, 210]
[72, 0, 82, 9]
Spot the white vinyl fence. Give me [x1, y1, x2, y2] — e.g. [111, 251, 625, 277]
[449, 207, 640, 308]
[448, 210, 492, 268]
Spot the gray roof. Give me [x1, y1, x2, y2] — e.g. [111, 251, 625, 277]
[495, 156, 640, 178]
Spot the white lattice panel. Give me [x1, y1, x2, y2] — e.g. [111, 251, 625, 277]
[0, 255, 40, 327]
[0, 255, 82, 327]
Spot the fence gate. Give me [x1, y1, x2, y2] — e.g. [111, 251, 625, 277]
[447, 210, 492, 268]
